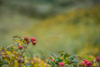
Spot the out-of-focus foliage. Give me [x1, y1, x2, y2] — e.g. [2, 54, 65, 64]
[47, 51, 100, 67]
[0, 47, 50, 67]
[0, 0, 100, 59]
[0, 36, 100, 67]
[1, 0, 100, 18]
[28, 5, 100, 56]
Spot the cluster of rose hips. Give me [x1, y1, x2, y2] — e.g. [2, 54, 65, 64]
[19, 37, 36, 50]
[80, 56, 100, 67]
[81, 59, 91, 66]
[49, 56, 100, 67]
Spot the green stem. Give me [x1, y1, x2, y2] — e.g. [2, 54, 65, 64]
[20, 43, 29, 57]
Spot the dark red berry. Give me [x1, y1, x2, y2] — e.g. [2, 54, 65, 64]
[86, 61, 91, 66]
[26, 40, 30, 44]
[96, 56, 100, 62]
[58, 62, 64, 66]
[19, 46, 23, 49]
[30, 37, 35, 41]
[32, 41, 36, 45]
[81, 61, 85, 66]
[24, 37, 28, 41]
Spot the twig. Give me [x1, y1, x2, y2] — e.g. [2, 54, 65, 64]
[20, 43, 29, 57]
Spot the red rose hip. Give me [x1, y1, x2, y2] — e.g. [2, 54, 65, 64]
[24, 37, 28, 41]
[96, 56, 100, 62]
[19, 46, 23, 49]
[59, 62, 64, 66]
[81, 61, 85, 66]
[32, 41, 36, 45]
[30, 37, 35, 41]
[86, 61, 91, 66]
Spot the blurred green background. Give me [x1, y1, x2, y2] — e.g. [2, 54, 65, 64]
[0, 0, 100, 57]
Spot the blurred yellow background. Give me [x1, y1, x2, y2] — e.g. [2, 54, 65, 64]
[0, 0, 100, 57]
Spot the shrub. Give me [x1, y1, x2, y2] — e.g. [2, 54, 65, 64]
[0, 36, 100, 67]
[0, 36, 50, 67]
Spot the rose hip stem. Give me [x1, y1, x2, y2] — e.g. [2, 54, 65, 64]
[20, 43, 29, 57]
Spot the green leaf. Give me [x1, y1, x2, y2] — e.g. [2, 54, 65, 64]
[25, 63, 31, 67]
[59, 51, 64, 56]
[49, 61, 55, 67]
[61, 53, 64, 56]
[59, 51, 64, 53]
[68, 58, 73, 61]
[55, 58, 62, 63]
[2, 60, 7, 64]
[69, 65, 73, 67]
[71, 55, 77, 58]
[0, 57, 2, 61]
[65, 64, 68, 67]
[52, 53, 58, 58]
[72, 59, 78, 65]
[64, 53, 70, 59]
